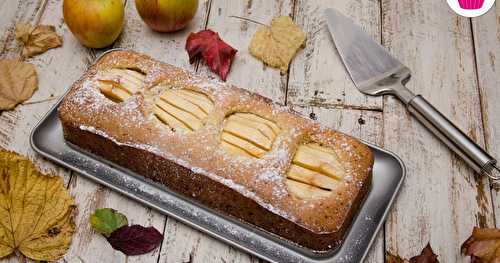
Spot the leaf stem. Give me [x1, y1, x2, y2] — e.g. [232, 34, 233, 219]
[229, 16, 267, 27]
[22, 95, 60, 105]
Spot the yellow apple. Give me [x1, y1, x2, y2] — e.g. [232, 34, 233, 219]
[63, 0, 124, 48]
[135, 0, 198, 32]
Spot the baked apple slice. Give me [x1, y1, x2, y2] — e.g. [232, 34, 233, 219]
[286, 180, 333, 199]
[154, 89, 214, 131]
[286, 143, 345, 199]
[221, 113, 280, 158]
[98, 68, 146, 102]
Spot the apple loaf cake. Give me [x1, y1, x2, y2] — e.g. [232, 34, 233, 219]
[58, 50, 373, 251]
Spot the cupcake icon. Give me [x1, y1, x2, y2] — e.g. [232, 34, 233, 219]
[458, 0, 485, 9]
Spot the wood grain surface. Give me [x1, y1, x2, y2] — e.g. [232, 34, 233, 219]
[472, 3, 500, 224]
[381, 1, 496, 262]
[0, 0, 498, 262]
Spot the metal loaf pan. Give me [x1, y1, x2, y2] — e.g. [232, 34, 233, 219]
[30, 49, 405, 263]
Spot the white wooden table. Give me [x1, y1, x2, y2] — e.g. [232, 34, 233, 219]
[1, 0, 498, 262]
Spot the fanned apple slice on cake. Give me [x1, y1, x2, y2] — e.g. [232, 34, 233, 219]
[286, 143, 345, 199]
[220, 113, 280, 158]
[98, 68, 146, 102]
[154, 89, 214, 131]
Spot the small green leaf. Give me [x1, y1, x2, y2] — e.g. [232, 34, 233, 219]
[89, 208, 128, 237]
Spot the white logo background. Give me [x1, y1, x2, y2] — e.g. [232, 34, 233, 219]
[447, 0, 496, 17]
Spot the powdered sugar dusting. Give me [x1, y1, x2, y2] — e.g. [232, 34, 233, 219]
[61, 51, 372, 234]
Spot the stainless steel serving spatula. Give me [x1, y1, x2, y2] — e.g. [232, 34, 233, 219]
[324, 8, 500, 179]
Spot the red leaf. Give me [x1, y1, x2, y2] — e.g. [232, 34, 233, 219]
[409, 243, 439, 263]
[106, 225, 163, 255]
[185, 30, 237, 81]
[386, 243, 439, 263]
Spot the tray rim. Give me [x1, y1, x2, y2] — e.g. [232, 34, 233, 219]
[29, 49, 406, 263]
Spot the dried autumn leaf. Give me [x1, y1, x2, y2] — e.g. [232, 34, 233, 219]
[410, 244, 439, 263]
[462, 227, 500, 262]
[15, 23, 63, 58]
[0, 59, 38, 110]
[107, 225, 163, 255]
[386, 243, 439, 263]
[249, 16, 306, 73]
[185, 29, 237, 81]
[0, 150, 76, 261]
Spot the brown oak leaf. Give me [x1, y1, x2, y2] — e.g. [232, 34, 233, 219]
[185, 30, 237, 81]
[387, 243, 439, 263]
[462, 227, 500, 262]
[15, 23, 63, 58]
[0, 59, 38, 110]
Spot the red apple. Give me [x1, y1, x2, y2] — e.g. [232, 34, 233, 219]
[63, 0, 124, 48]
[135, 0, 198, 32]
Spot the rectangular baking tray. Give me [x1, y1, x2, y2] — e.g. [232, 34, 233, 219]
[30, 50, 405, 263]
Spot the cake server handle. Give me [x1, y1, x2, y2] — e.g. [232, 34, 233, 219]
[404, 94, 500, 180]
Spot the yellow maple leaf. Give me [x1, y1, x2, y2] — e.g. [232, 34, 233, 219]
[0, 150, 75, 261]
[249, 16, 306, 73]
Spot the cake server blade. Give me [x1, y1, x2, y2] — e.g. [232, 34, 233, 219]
[324, 8, 409, 96]
[324, 8, 500, 180]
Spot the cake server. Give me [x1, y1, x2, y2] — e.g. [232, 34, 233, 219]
[324, 8, 500, 180]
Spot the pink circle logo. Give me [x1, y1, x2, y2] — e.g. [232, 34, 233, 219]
[458, 0, 485, 9]
[448, 0, 495, 17]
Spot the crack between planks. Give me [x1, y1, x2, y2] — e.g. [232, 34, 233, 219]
[203, 0, 214, 30]
[155, 213, 169, 263]
[283, 0, 300, 106]
[379, 0, 388, 259]
[291, 102, 383, 113]
[468, 17, 497, 227]
[34, 0, 49, 25]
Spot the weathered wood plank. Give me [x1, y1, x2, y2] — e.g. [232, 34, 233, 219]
[292, 106, 384, 263]
[288, 0, 382, 109]
[0, 0, 44, 57]
[382, 0, 495, 261]
[472, 3, 500, 225]
[159, 218, 259, 263]
[292, 106, 382, 145]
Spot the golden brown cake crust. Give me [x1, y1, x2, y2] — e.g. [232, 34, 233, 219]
[58, 50, 373, 251]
